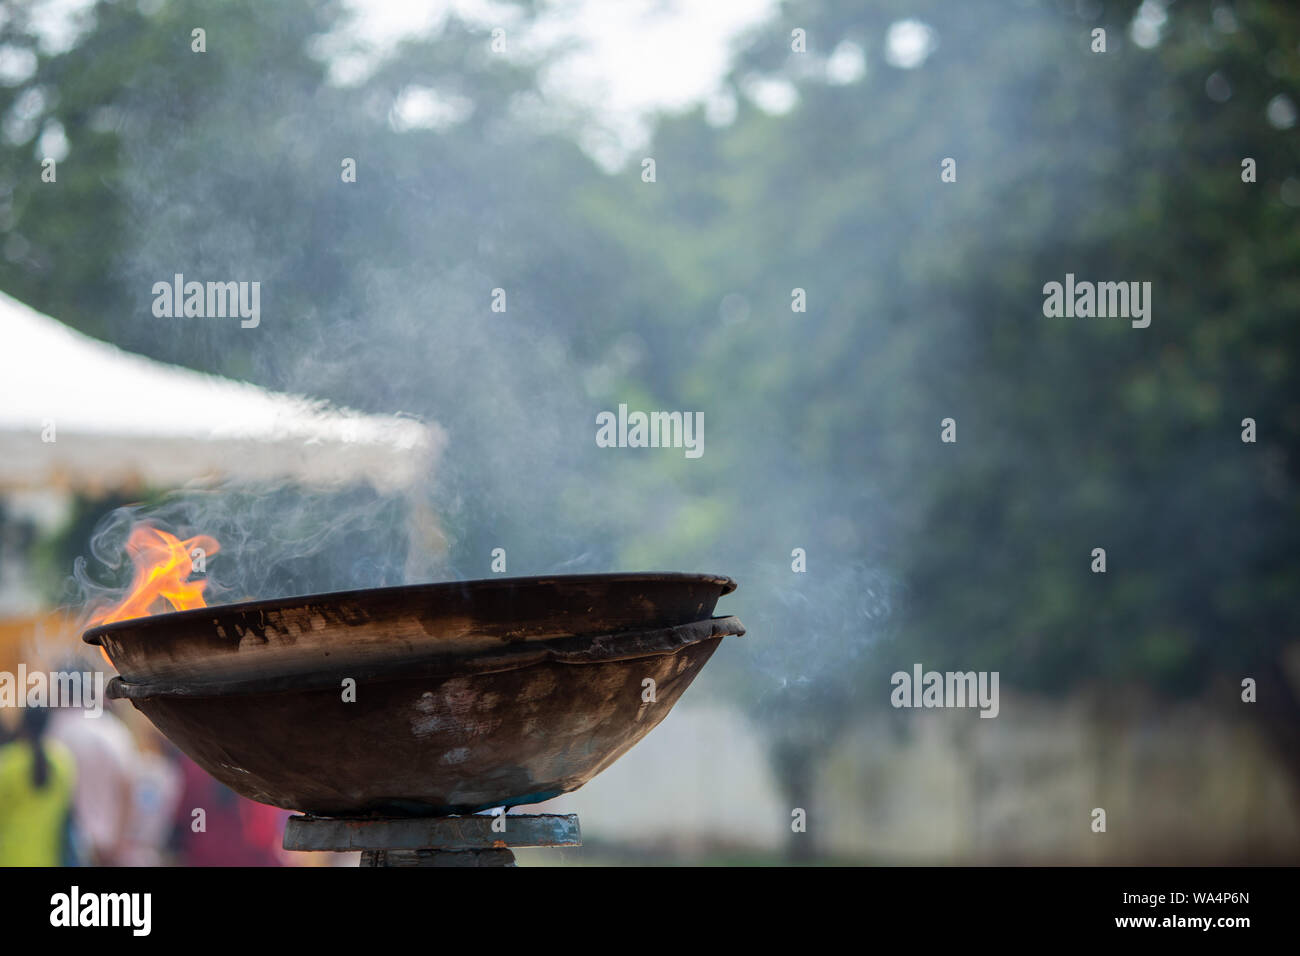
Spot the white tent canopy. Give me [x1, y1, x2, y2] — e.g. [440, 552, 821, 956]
[0, 290, 441, 493]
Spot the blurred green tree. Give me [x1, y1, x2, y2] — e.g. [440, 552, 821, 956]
[594, 0, 1300, 825]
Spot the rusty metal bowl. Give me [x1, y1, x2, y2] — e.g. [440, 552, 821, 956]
[84, 574, 742, 815]
[84, 572, 736, 685]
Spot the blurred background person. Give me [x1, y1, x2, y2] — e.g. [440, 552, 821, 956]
[170, 754, 291, 867]
[117, 723, 182, 866]
[48, 693, 138, 866]
[0, 706, 78, 866]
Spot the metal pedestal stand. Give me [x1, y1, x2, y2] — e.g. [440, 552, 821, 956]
[283, 813, 581, 867]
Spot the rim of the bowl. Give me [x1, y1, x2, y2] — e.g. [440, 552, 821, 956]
[105, 614, 745, 699]
[82, 571, 738, 646]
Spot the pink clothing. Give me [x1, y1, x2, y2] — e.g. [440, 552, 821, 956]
[172, 755, 289, 866]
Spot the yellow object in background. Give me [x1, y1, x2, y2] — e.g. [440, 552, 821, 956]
[0, 736, 76, 866]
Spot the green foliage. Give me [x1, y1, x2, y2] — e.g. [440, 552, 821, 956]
[595, 0, 1300, 706]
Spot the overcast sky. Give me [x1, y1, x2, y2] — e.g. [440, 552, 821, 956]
[20, 0, 951, 167]
[341, 0, 781, 165]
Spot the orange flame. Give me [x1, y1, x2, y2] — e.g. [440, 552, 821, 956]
[85, 525, 220, 627]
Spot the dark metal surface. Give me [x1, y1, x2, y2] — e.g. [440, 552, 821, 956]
[283, 813, 581, 851]
[358, 848, 516, 867]
[109, 615, 743, 698]
[106, 615, 743, 816]
[83, 572, 737, 685]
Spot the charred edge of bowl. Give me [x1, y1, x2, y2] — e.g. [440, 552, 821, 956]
[106, 615, 745, 701]
[79, 572, 738, 646]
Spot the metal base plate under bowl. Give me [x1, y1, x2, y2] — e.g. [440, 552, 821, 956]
[283, 813, 581, 867]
